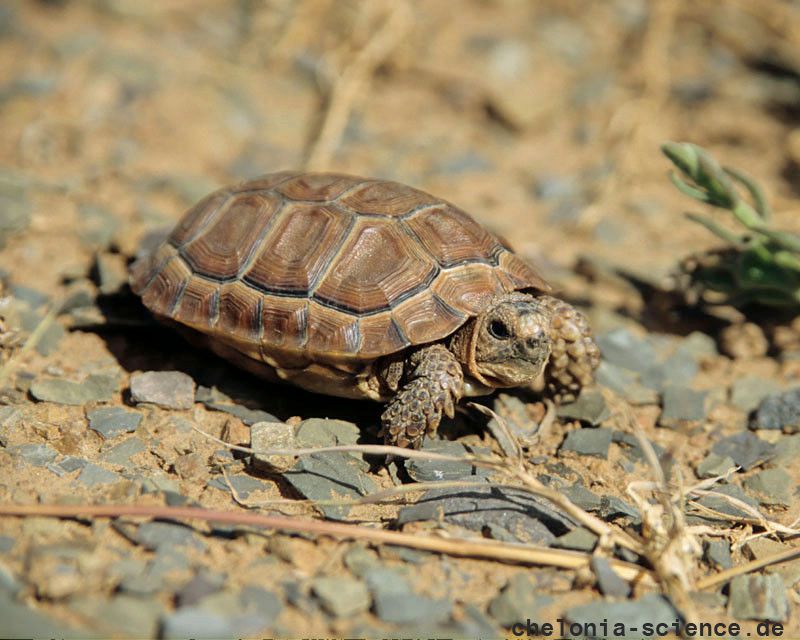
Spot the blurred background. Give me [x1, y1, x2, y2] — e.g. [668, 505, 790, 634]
[2, 0, 799, 304]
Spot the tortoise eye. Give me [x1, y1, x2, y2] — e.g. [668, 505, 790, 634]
[489, 319, 511, 340]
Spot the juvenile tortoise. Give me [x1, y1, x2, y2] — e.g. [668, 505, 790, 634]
[130, 172, 600, 449]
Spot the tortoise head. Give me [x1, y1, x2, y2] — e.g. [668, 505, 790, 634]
[450, 292, 552, 389]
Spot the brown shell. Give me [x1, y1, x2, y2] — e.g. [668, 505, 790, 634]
[130, 172, 550, 364]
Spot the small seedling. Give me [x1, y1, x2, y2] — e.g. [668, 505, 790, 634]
[662, 141, 800, 308]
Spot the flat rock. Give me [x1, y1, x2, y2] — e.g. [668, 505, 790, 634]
[612, 431, 667, 465]
[743, 468, 792, 506]
[68, 595, 162, 638]
[207, 474, 269, 499]
[7, 443, 57, 467]
[693, 484, 760, 522]
[728, 574, 789, 621]
[129, 521, 205, 551]
[659, 386, 708, 426]
[711, 432, 775, 470]
[405, 441, 490, 481]
[130, 371, 195, 409]
[398, 485, 575, 545]
[595, 362, 659, 405]
[640, 345, 699, 392]
[175, 571, 225, 608]
[311, 576, 370, 618]
[565, 593, 678, 630]
[283, 452, 377, 520]
[591, 555, 630, 597]
[560, 427, 612, 458]
[773, 434, 800, 467]
[696, 453, 736, 478]
[239, 585, 283, 621]
[30, 374, 118, 405]
[598, 495, 641, 524]
[363, 567, 451, 626]
[488, 574, 552, 626]
[250, 421, 296, 468]
[596, 328, 657, 373]
[561, 483, 602, 511]
[344, 546, 380, 577]
[704, 540, 733, 570]
[732, 377, 781, 414]
[87, 406, 142, 438]
[753, 387, 800, 432]
[551, 527, 598, 552]
[0, 592, 95, 639]
[160, 605, 268, 640]
[76, 463, 121, 486]
[294, 417, 360, 447]
[100, 437, 146, 466]
[557, 389, 610, 425]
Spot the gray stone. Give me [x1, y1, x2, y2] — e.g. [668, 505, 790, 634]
[95, 253, 128, 295]
[363, 567, 451, 625]
[343, 546, 380, 577]
[612, 431, 667, 465]
[551, 527, 598, 552]
[7, 443, 57, 467]
[76, 463, 120, 487]
[69, 595, 162, 638]
[175, 571, 225, 607]
[728, 574, 788, 621]
[283, 452, 377, 520]
[87, 406, 142, 438]
[160, 606, 262, 640]
[659, 386, 708, 426]
[100, 437, 146, 466]
[712, 432, 775, 470]
[704, 540, 733, 570]
[295, 417, 360, 447]
[693, 484, 759, 521]
[0, 592, 95, 639]
[0, 536, 14, 554]
[561, 483, 602, 511]
[311, 576, 370, 618]
[596, 328, 657, 373]
[732, 377, 780, 413]
[36, 321, 65, 357]
[591, 556, 630, 597]
[30, 374, 118, 404]
[58, 456, 88, 473]
[599, 495, 641, 524]
[398, 485, 574, 545]
[239, 585, 282, 621]
[560, 427, 613, 458]
[682, 331, 719, 359]
[557, 389, 610, 425]
[207, 474, 268, 499]
[595, 361, 658, 404]
[405, 441, 489, 481]
[488, 574, 551, 626]
[773, 434, 800, 467]
[696, 453, 736, 478]
[78, 204, 119, 249]
[640, 347, 699, 392]
[204, 402, 278, 426]
[753, 387, 800, 432]
[565, 593, 678, 631]
[250, 421, 296, 468]
[130, 371, 195, 409]
[131, 521, 205, 551]
[743, 468, 792, 506]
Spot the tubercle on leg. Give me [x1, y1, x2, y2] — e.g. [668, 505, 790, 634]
[537, 296, 600, 402]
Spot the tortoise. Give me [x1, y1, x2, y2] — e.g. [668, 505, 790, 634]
[130, 172, 600, 448]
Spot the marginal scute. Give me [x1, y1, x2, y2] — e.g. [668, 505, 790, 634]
[306, 301, 362, 358]
[314, 217, 436, 313]
[276, 173, 363, 201]
[404, 205, 500, 267]
[496, 250, 551, 292]
[232, 171, 301, 193]
[140, 254, 192, 317]
[244, 203, 352, 294]
[130, 243, 177, 296]
[337, 179, 437, 216]
[359, 314, 409, 358]
[391, 290, 465, 344]
[217, 282, 263, 342]
[181, 191, 282, 280]
[260, 295, 308, 352]
[174, 276, 219, 329]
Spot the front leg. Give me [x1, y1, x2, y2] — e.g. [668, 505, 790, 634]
[380, 344, 464, 449]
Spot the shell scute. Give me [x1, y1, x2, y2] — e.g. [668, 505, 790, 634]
[275, 173, 363, 201]
[337, 179, 437, 216]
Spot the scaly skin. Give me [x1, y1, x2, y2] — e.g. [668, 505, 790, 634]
[380, 344, 463, 449]
[537, 295, 601, 402]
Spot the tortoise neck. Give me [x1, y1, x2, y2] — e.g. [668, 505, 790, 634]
[448, 318, 490, 386]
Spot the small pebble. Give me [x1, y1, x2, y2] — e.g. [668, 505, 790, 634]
[311, 576, 370, 618]
[704, 539, 733, 570]
[696, 453, 736, 478]
[712, 432, 775, 470]
[591, 556, 630, 597]
[130, 371, 195, 410]
[551, 528, 598, 552]
[207, 474, 268, 499]
[294, 417, 360, 447]
[556, 389, 610, 425]
[720, 322, 768, 359]
[753, 387, 800, 432]
[659, 386, 708, 427]
[250, 421, 296, 469]
[364, 567, 451, 626]
[595, 361, 658, 405]
[693, 484, 759, 521]
[100, 437, 146, 466]
[7, 443, 57, 467]
[728, 574, 788, 621]
[732, 377, 781, 414]
[76, 463, 121, 487]
[95, 252, 128, 295]
[30, 374, 118, 405]
[488, 574, 551, 626]
[405, 441, 488, 481]
[130, 521, 205, 551]
[87, 406, 142, 438]
[595, 328, 657, 373]
[560, 427, 612, 458]
[681, 331, 719, 359]
[565, 594, 678, 630]
[743, 468, 792, 506]
[175, 571, 225, 608]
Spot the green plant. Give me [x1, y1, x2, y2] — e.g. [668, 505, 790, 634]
[662, 141, 800, 308]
